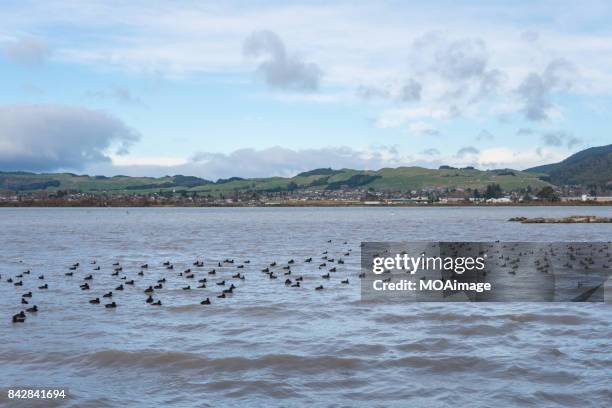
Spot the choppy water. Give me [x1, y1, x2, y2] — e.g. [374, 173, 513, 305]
[0, 206, 611, 407]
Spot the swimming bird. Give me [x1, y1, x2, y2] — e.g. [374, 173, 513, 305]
[115, 284, 124, 291]
[137, 271, 144, 276]
[197, 283, 206, 288]
[38, 284, 48, 289]
[14, 281, 23, 286]
[26, 305, 38, 313]
[305, 258, 312, 262]
[315, 285, 324, 290]
[216, 280, 225, 286]
[38, 275, 44, 280]
[22, 292, 32, 298]
[141, 264, 149, 269]
[200, 298, 211, 305]
[285, 279, 292, 285]
[125, 280, 134, 285]
[151, 300, 162, 306]
[144, 286, 154, 294]
[146, 295, 154, 304]
[89, 298, 100, 304]
[208, 269, 216, 275]
[154, 284, 163, 289]
[80, 283, 90, 290]
[157, 278, 166, 283]
[341, 279, 349, 284]
[183, 286, 191, 290]
[105, 302, 117, 308]
[93, 266, 100, 270]
[84, 274, 93, 280]
[321, 273, 330, 279]
[217, 293, 226, 298]
[12, 311, 26, 323]
[291, 282, 300, 287]
[103, 292, 112, 298]
[21, 298, 28, 305]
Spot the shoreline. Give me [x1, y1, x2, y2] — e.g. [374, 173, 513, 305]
[0, 201, 610, 208]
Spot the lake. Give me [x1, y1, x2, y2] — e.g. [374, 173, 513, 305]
[0, 206, 611, 407]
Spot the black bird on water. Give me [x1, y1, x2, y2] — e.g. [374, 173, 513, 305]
[315, 285, 324, 290]
[201, 298, 211, 305]
[105, 302, 117, 308]
[103, 292, 112, 298]
[22, 292, 32, 298]
[38, 284, 48, 290]
[26, 305, 38, 313]
[89, 298, 100, 304]
[12, 311, 26, 323]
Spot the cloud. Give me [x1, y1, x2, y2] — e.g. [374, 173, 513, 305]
[88, 145, 406, 180]
[0, 104, 140, 172]
[356, 85, 391, 100]
[476, 130, 495, 141]
[421, 148, 440, 156]
[399, 79, 422, 102]
[243, 30, 322, 91]
[86, 86, 147, 107]
[455, 146, 480, 158]
[516, 128, 534, 135]
[2, 38, 50, 65]
[516, 58, 576, 121]
[540, 131, 583, 148]
[408, 122, 439, 136]
[435, 38, 487, 81]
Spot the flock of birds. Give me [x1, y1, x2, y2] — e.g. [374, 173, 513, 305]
[6, 242, 610, 322]
[5, 240, 356, 324]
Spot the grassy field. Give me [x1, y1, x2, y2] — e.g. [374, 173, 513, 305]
[0, 166, 551, 196]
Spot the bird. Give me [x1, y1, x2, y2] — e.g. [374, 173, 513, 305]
[105, 302, 117, 308]
[151, 300, 162, 306]
[146, 295, 154, 304]
[22, 292, 32, 298]
[341, 279, 349, 284]
[38, 284, 48, 289]
[115, 284, 124, 291]
[182, 286, 191, 290]
[89, 298, 100, 304]
[315, 285, 324, 290]
[103, 292, 112, 298]
[26, 305, 38, 313]
[80, 283, 90, 290]
[12, 311, 26, 323]
[144, 286, 154, 294]
[200, 298, 211, 305]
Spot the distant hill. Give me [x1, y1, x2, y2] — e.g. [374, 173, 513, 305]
[526, 144, 612, 189]
[0, 166, 550, 196]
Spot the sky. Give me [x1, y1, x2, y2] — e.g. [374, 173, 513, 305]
[0, 0, 611, 180]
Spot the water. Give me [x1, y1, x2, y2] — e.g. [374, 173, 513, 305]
[0, 206, 611, 407]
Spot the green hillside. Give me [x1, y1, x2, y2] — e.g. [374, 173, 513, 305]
[526, 144, 612, 189]
[0, 166, 550, 196]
